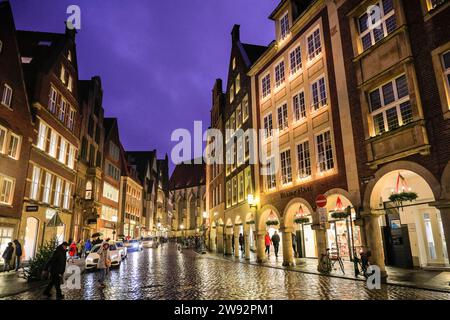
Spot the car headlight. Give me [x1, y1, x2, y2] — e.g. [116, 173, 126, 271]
[132, 243, 138, 248]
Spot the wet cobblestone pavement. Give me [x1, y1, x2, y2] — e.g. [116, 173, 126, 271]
[4, 244, 450, 300]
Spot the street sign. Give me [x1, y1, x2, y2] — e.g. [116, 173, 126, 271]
[316, 194, 327, 208]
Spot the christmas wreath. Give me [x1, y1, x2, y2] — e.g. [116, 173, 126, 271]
[266, 220, 279, 226]
[330, 211, 350, 220]
[294, 217, 310, 224]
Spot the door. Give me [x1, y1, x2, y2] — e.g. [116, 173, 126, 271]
[0, 226, 14, 264]
[24, 217, 39, 260]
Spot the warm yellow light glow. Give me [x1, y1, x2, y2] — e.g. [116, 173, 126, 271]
[203, 211, 208, 218]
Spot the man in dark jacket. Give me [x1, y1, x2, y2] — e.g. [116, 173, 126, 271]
[238, 233, 244, 252]
[13, 240, 22, 271]
[271, 231, 281, 258]
[43, 242, 69, 299]
[2, 242, 14, 272]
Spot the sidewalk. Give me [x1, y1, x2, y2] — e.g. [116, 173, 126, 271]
[205, 250, 450, 293]
[0, 258, 86, 298]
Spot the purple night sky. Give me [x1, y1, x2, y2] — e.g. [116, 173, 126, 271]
[10, 0, 276, 169]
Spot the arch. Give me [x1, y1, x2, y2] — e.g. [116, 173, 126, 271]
[441, 160, 450, 199]
[363, 161, 441, 209]
[258, 205, 281, 232]
[282, 198, 314, 229]
[324, 188, 356, 206]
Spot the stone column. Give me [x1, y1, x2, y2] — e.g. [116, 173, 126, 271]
[432, 203, 450, 262]
[225, 233, 232, 255]
[313, 224, 328, 269]
[363, 212, 387, 277]
[256, 231, 266, 263]
[281, 227, 294, 266]
[216, 231, 224, 254]
[234, 229, 240, 258]
[244, 233, 251, 260]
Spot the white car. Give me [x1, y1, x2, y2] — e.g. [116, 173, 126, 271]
[85, 243, 121, 270]
[142, 237, 157, 248]
[124, 239, 143, 252]
[115, 241, 127, 259]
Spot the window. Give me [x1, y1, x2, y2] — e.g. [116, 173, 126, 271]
[263, 113, 273, 139]
[67, 76, 73, 92]
[106, 161, 121, 181]
[0, 227, 14, 264]
[230, 113, 236, 135]
[53, 177, 62, 207]
[280, 150, 292, 185]
[236, 74, 241, 93]
[1, 84, 13, 108]
[316, 130, 334, 172]
[68, 146, 76, 169]
[290, 45, 302, 75]
[63, 181, 71, 210]
[68, 108, 75, 131]
[49, 87, 57, 113]
[226, 147, 231, 176]
[265, 157, 276, 190]
[427, 0, 448, 11]
[244, 166, 252, 198]
[443, 51, 450, 96]
[85, 181, 93, 200]
[58, 139, 67, 164]
[58, 99, 67, 123]
[68, 50, 72, 62]
[293, 91, 306, 121]
[101, 205, 118, 222]
[311, 77, 327, 111]
[238, 172, 244, 202]
[232, 176, 237, 205]
[0, 174, 14, 205]
[277, 103, 289, 131]
[244, 131, 250, 160]
[109, 142, 120, 161]
[236, 103, 242, 127]
[37, 122, 48, 151]
[297, 141, 311, 178]
[49, 131, 58, 158]
[262, 73, 271, 99]
[103, 182, 119, 202]
[7, 133, 20, 159]
[369, 74, 412, 135]
[230, 84, 235, 103]
[0, 126, 6, 154]
[237, 135, 244, 166]
[42, 172, 52, 204]
[60, 66, 66, 84]
[232, 57, 236, 70]
[242, 94, 249, 121]
[30, 166, 41, 200]
[280, 13, 290, 40]
[307, 28, 322, 61]
[358, 0, 396, 52]
[226, 180, 232, 207]
[275, 61, 285, 88]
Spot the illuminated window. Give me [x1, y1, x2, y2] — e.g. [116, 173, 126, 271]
[242, 94, 249, 121]
[316, 130, 334, 172]
[280, 149, 292, 185]
[293, 90, 306, 121]
[443, 51, 450, 100]
[42, 172, 52, 204]
[290, 45, 302, 75]
[358, 0, 396, 52]
[311, 76, 327, 111]
[7, 133, 20, 160]
[236, 74, 241, 93]
[232, 176, 237, 205]
[262, 73, 271, 99]
[307, 28, 322, 61]
[0, 174, 14, 205]
[275, 61, 285, 88]
[238, 172, 244, 202]
[49, 87, 57, 113]
[369, 74, 412, 135]
[265, 157, 276, 190]
[230, 84, 234, 103]
[297, 140, 311, 178]
[280, 13, 290, 40]
[1, 84, 13, 108]
[30, 166, 41, 200]
[277, 103, 288, 131]
[263, 113, 273, 139]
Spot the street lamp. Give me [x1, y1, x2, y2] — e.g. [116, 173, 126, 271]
[248, 194, 258, 209]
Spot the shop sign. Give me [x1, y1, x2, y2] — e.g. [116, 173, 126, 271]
[280, 186, 312, 199]
[26, 205, 39, 212]
[317, 207, 328, 228]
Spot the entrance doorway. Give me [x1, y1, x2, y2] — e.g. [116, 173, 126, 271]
[24, 217, 39, 260]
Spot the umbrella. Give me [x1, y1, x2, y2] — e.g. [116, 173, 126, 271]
[91, 232, 103, 238]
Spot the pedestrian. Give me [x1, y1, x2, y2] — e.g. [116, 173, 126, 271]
[264, 232, 271, 256]
[271, 231, 281, 258]
[239, 233, 244, 252]
[13, 240, 22, 271]
[292, 233, 297, 258]
[76, 239, 84, 259]
[231, 234, 235, 254]
[43, 241, 69, 299]
[2, 242, 14, 272]
[84, 239, 92, 257]
[97, 242, 111, 287]
[68, 241, 77, 262]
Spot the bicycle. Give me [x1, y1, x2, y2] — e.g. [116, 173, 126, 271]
[318, 249, 333, 274]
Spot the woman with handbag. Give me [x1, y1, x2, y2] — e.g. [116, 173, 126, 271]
[97, 242, 110, 287]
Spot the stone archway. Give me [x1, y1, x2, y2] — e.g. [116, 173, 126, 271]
[441, 160, 450, 199]
[256, 206, 282, 263]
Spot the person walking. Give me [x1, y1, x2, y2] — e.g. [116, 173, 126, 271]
[13, 240, 22, 271]
[76, 240, 84, 259]
[84, 239, 92, 257]
[238, 233, 244, 252]
[2, 242, 14, 272]
[43, 242, 69, 299]
[271, 231, 281, 258]
[264, 232, 271, 256]
[68, 241, 77, 262]
[97, 242, 110, 287]
[292, 233, 297, 258]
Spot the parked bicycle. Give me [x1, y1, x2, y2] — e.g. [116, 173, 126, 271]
[318, 248, 345, 275]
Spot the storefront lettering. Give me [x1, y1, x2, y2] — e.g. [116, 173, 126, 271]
[280, 186, 313, 199]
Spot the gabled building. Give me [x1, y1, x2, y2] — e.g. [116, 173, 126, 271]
[17, 24, 81, 259]
[0, 1, 34, 259]
[169, 160, 206, 237]
[75, 76, 105, 240]
[222, 25, 267, 257]
[99, 118, 122, 240]
[155, 155, 170, 237]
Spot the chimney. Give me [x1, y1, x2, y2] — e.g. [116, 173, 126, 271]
[231, 24, 240, 43]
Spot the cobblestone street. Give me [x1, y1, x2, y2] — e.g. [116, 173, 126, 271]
[4, 244, 450, 300]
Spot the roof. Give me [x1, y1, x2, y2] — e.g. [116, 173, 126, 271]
[125, 151, 157, 183]
[168, 159, 205, 190]
[103, 118, 117, 139]
[241, 43, 268, 66]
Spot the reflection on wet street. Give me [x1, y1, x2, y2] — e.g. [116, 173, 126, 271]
[5, 244, 450, 300]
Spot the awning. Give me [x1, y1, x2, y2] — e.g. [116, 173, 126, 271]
[47, 212, 64, 227]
